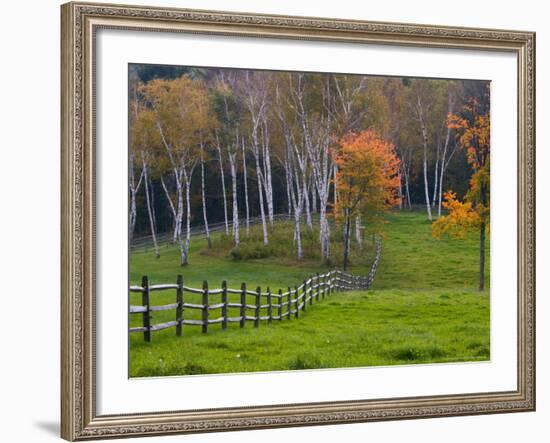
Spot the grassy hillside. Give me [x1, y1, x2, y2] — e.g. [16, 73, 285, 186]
[129, 210, 490, 377]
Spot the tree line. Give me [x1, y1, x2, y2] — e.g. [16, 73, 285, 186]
[129, 64, 489, 273]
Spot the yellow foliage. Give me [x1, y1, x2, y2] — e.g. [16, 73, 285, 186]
[436, 95, 490, 241]
[432, 191, 481, 239]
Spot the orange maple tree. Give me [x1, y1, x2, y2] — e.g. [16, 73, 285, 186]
[432, 96, 490, 290]
[334, 130, 401, 270]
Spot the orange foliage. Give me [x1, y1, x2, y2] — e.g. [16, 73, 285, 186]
[334, 130, 401, 225]
[446, 98, 490, 171]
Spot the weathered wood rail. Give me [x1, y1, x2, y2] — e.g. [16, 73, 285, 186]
[130, 236, 382, 342]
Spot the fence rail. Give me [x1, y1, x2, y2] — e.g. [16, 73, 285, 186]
[129, 235, 382, 341]
[131, 214, 293, 251]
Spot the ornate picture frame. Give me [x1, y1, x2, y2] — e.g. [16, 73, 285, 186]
[61, 1, 535, 440]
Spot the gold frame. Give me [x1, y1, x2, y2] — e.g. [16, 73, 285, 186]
[61, 1, 536, 440]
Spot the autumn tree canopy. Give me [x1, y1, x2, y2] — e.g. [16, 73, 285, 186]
[335, 130, 401, 270]
[432, 95, 490, 290]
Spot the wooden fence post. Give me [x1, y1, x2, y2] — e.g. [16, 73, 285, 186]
[316, 273, 320, 302]
[277, 289, 283, 321]
[267, 287, 273, 325]
[302, 280, 307, 312]
[287, 287, 292, 320]
[294, 285, 299, 318]
[254, 286, 261, 327]
[240, 283, 246, 328]
[176, 275, 183, 337]
[202, 280, 209, 334]
[321, 273, 326, 299]
[328, 272, 332, 297]
[221, 280, 228, 330]
[142, 275, 151, 342]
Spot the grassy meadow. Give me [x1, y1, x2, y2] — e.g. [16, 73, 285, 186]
[129, 210, 490, 377]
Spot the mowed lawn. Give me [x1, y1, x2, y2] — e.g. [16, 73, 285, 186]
[129, 211, 490, 377]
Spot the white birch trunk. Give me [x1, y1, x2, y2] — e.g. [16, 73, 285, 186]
[175, 174, 184, 247]
[129, 186, 137, 245]
[142, 158, 160, 258]
[294, 74, 332, 261]
[343, 209, 352, 271]
[128, 155, 144, 245]
[150, 177, 157, 234]
[333, 163, 338, 212]
[200, 144, 211, 248]
[416, 95, 433, 221]
[241, 138, 250, 237]
[438, 163, 445, 217]
[303, 174, 313, 231]
[180, 167, 195, 266]
[311, 184, 317, 214]
[254, 150, 269, 246]
[244, 71, 269, 244]
[160, 175, 177, 235]
[355, 215, 362, 250]
[438, 96, 455, 217]
[422, 152, 432, 221]
[289, 153, 303, 259]
[175, 176, 185, 262]
[284, 158, 292, 217]
[261, 120, 274, 231]
[216, 140, 230, 236]
[438, 137, 451, 218]
[432, 155, 439, 208]
[438, 130, 456, 218]
[293, 196, 303, 260]
[397, 172, 403, 209]
[403, 164, 412, 209]
[229, 152, 239, 247]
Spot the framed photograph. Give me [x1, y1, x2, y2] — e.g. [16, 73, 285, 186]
[61, 1, 535, 440]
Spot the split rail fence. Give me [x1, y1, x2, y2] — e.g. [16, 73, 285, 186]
[130, 236, 382, 342]
[131, 214, 292, 251]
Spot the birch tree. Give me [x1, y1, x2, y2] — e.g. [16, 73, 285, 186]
[131, 106, 161, 257]
[128, 153, 144, 245]
[408, 79, 446, 221]
[290, 74, 334, 261]
[142, 154, 160, 258]
[260, 116, 275, 230]
[408, 79, 458, 220]
[241, 137, 250, 237]
[141, 75, 207, 265]
[199, 142, 212, 248]
[196, 99, 216, 248]
[211, 73, 245, 247]
[273, 77, 308, 258]
[383, 78, 412, 210]
[215, 135, 229, 235]
[241, 70, 270, 245]
[413, 90, 433, 221]
[288, 143, 305, 259]
[278, 119, 306, 259]
[436, 90, 458, 217]
[129, 79, 144, 245]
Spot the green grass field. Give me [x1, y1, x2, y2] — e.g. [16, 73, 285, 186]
[129, 211, 490, 377]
